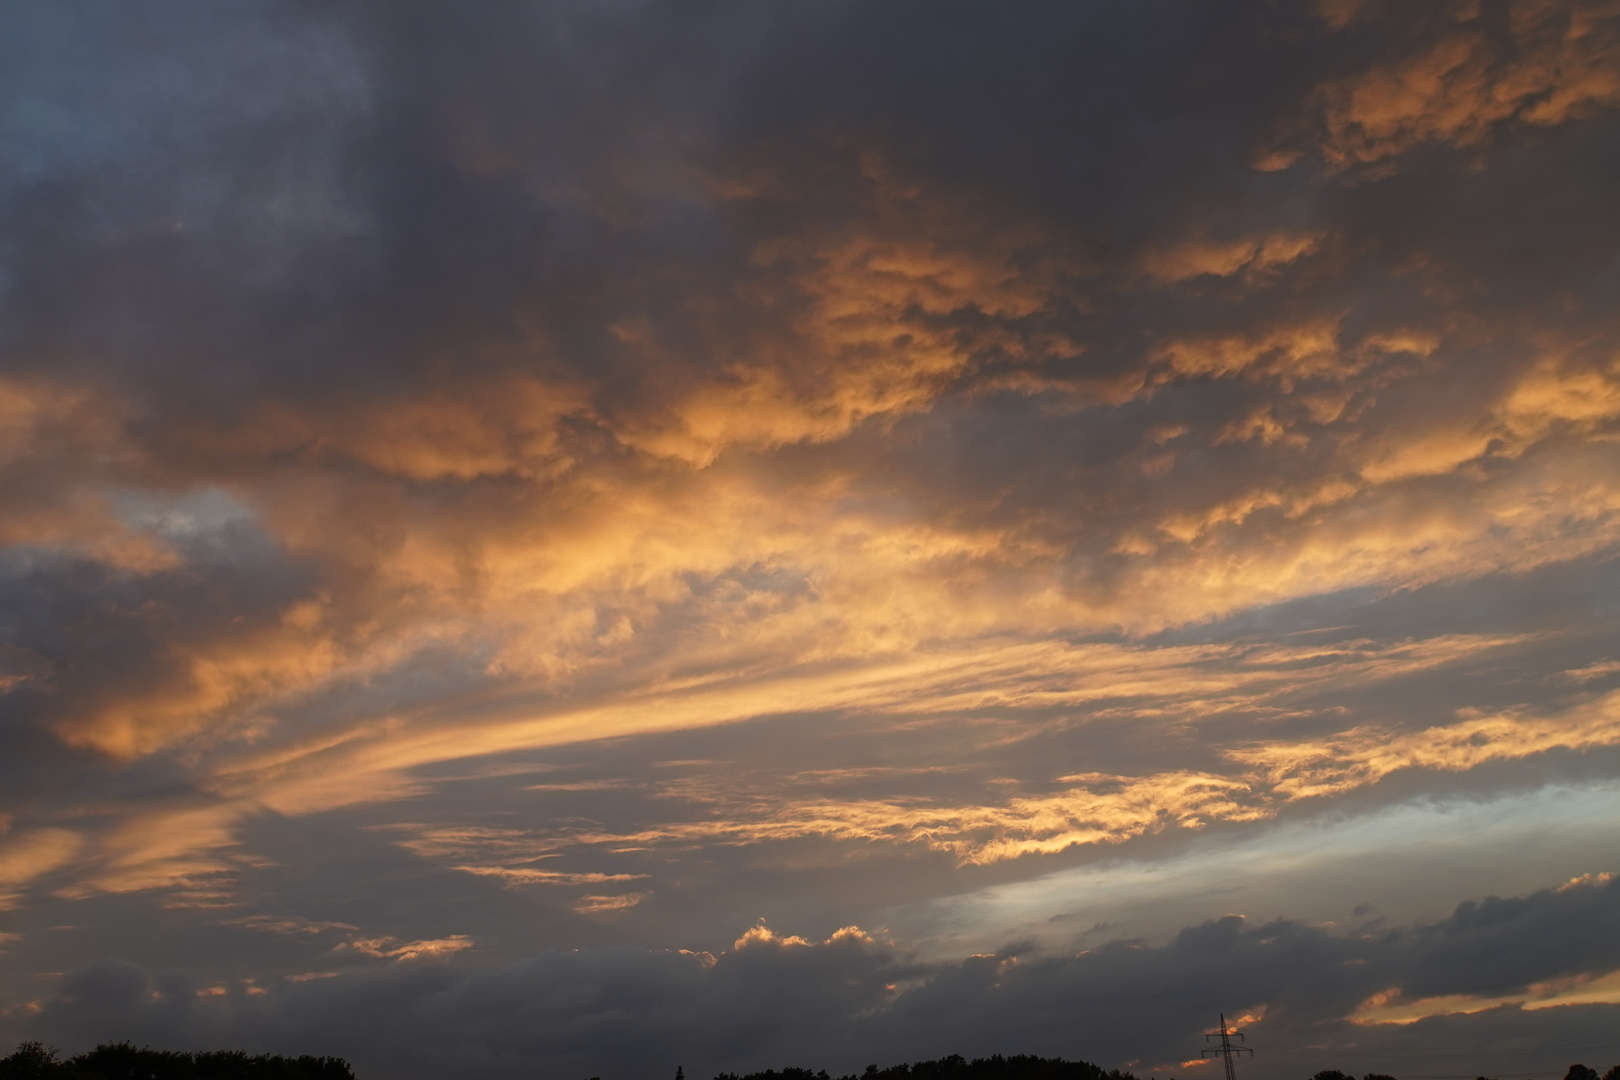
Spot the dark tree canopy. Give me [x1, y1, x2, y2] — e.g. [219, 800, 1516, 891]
[0, 1042, 354, 1080]
[714, 1053, 1141, 1080]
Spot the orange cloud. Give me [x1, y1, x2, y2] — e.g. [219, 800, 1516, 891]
[336, 662, 1616, 874]
[52, 617, 347, 760]
[652, 770, 1264, 866]
[1157, 320, 1345, 384]
[622, 188, 1055, 465]
[1310, 1, 1620, 167]
[574, 893, 649, 915]
[1229, 688, 1620, 800]
[199, 632, 1520, 828]
[196, 376, 590, 484]
[1352, 966, 1620, 1025]
[733, 922, 873, 951]
[343, 935, 474, 961]
[0, 377, 176, 572]
[58, 803, 245, 904]
[0, 828, 83, 905]
[454, 867, 648, 887]
[1139, 232, 1322, 284]
[6, 78, 1620, 928]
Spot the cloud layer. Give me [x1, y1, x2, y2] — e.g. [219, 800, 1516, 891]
[11, 876, 1620, 1080]
[2, 0, 1620, 1076]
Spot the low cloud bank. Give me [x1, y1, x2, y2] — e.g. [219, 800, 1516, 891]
[8, 877, 1620, 1080]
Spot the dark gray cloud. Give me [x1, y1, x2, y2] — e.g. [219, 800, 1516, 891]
[10, 877, 1620, 1080]
[5, 0, 1614, 416]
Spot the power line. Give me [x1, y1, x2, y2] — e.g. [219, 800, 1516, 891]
[1205, 1014, 1255, 1080]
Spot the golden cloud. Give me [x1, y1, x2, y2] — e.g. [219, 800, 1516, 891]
[1352, 965, 1620, 1025]
[453, 866, 648, 887]
[0, 377, 175, 572]
[5, 36, 1620, 931]
[19, 315, 1620, 873]
[640, 770, 1264, 866]
[198, 631, 1521, 829]
[342, 934, 474, 961]
[0, 828, 83, 903]
[621, 186, 1056, 466]
[1230, 688, 1620, 800]
[1139, 233, 1323, 284]
[353, 677, 1619, 873]
[573, 893, 649, 915]
[53, 618, 346, 759]
[1310, 1, 1620, 167]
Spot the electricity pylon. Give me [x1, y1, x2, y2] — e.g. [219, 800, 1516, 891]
[1202, 1013, 1253, 1080]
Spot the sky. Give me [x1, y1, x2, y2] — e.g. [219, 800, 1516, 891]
[2, 1, 1620, 1078]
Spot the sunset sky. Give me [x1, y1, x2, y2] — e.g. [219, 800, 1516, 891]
[3, 2, 1620, 1078]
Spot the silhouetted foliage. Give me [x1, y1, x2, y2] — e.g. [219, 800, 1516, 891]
[0, 1044, 85, 1080]
[1310, 1071, 1354, 1080]
[0, 1042, 353, 1080]
[1566, 1066, 1600, 1080]
[714, 1053, 1139, 1080]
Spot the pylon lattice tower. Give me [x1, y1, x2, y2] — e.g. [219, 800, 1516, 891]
[1202, 1013, 1253, 1080]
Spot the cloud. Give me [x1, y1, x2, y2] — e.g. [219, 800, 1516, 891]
[0, 0, 1615, 793]
[1351, 965, 1620, 1025]
[340, 935, 473, 962]
[10, 879, 1620, 1080]
[1, 622, 1607, 907]
[1303, 0, 1620, 168]
[454, 866, 647, 888]
[0, 827, 81, 903]
[357, 679, 1619, 876]
[224, 915, 358, 937]
[0, 3, 1619, 1075]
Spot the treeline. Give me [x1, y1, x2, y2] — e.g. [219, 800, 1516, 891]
[705, 1055, 1620, 1080]
[0, 1042, 353, 1080]
[9, 1044, 1616, 1080]
[1559, 1067, 1620, 1080]
[1309, 1066, 1620, 1080]
[711, 1053, 1139, 1080]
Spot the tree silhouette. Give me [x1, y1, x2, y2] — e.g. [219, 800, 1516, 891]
[714, 1052, 1140, 1080]
[0, 1042, 353, 1080]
